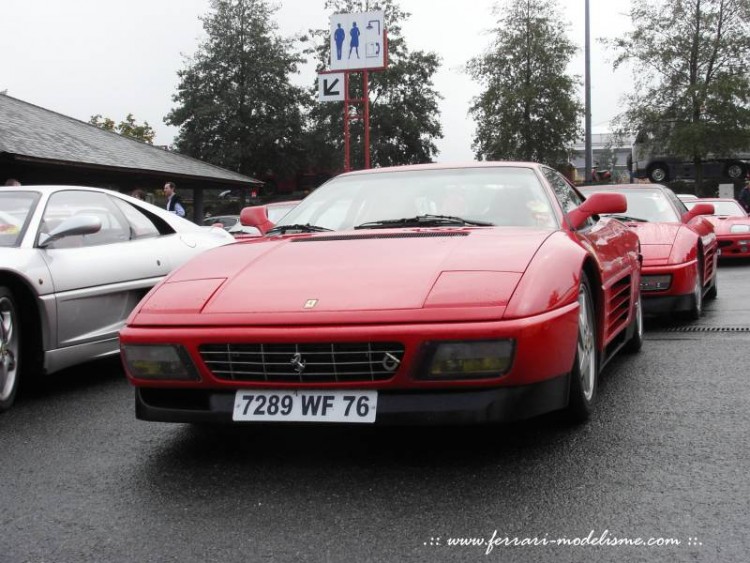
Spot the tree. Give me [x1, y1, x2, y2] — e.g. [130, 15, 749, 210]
[89, 113, 156, 144]
[609, 0, 750, 194]
[467, 0, 582, 167]
[305, 0, 443, 170]
[165, 0, 308, 181]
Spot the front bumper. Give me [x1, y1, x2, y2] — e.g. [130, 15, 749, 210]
[717, 236, 750, 259]
[135, 373, 571, 425]
[641, 293, 697, 315]
[640, 261, 699, 315]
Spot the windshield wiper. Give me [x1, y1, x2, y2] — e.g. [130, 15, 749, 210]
[354, 214, 493, 229]
[608, 214, 649, 223]
[266, 223, 333, 235]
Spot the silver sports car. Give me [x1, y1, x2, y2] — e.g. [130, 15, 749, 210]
[0, 185, 235, 411]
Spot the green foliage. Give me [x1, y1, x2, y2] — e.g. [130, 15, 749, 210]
[304, 0, 443, 170]
[89, 113, 156, 144]
[609, 0, 750, 192]
[467, 0, 582, 166]
[165, 0, 308, 179]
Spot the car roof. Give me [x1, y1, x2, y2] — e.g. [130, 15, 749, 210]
[580, 183, 673, 196]
[3, 185, 118, 192]
[692, 198, 737, 202]
[337, 161, 543, 178]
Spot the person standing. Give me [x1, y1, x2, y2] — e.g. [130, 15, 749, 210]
[739, 179, 750, 213]
[4, 178, 21, 186]
[163, 181, 185, 217]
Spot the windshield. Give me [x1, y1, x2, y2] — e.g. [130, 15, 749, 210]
[685, 200, 746, 217]
[267, 202, 298, 224]
[584, 188, 681, 223]
[275, 167, 558, 231]
[0, 191, 40, 247]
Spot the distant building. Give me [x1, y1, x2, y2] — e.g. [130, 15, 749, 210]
[0, 93, 262, 221]
[570, 131, 634, 184]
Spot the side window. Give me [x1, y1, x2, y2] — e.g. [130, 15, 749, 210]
[542, 167, 594, 229]
[111, 197, 160, 239]
[41, 190, 131, 249]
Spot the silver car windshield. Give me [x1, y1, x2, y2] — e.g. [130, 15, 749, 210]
[276, 167, 558, 231]
[0, 191, 39, 247]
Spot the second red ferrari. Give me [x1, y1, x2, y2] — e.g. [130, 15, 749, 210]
[580, 184, 718, 320]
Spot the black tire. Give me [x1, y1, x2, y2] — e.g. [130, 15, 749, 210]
[0, 286, 21, 413]
[623, 293, 644, 353]
[648, 164, 669, 183]
[566, 275, 599, 422]
[683, 259, 704, 321]
[725, 162, 746, 181]
[705, 270, 718, 300]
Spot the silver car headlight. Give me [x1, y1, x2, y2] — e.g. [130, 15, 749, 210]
[730, 224, 750, 234]
[422, 340, 514, 380]
[121, 344, 200, 381]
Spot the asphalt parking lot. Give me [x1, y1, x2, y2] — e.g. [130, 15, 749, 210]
[2, 261, 749, 563]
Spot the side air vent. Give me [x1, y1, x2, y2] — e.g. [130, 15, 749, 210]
[606, 275, 632, 334]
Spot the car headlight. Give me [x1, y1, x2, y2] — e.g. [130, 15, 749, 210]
[422, 340, 514, 380]
[640, 275, 671, 291]
[121, 344, 200, 381]
[730, 224, 750, 234]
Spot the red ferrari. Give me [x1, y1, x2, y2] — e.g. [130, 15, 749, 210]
[684, 198, 750, 259]
[580, 184, 718, 320]
[120, 163, 642, 425]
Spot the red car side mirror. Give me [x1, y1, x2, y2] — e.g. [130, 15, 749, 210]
[240, 205, 275, 234]
[682, 202, 714, 223]
[567, 193, 627, 230]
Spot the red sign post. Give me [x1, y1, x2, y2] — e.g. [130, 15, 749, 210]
[319, 11, 387, 172]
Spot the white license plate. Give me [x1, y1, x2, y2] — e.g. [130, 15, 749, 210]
[232, 390, 378, 423]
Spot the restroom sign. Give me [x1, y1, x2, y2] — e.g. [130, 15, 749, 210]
[329, 11, 387, 71]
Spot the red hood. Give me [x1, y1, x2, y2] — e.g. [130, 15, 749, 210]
[624, 222, 681, 246]
[703, 216, 750, 235]
[134, 228, 553, 325]
[624, 222, 681, 264]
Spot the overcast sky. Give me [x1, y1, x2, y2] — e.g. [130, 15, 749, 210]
[2, 0, 632, 162]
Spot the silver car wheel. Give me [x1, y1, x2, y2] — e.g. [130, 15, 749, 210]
[634, 295, 643, 341]
[692, 271, 703, 317]
[577, 283, 597, 402]
[0, 293, 19, 404]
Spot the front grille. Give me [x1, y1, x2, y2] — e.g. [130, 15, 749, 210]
[199, 342, 405, 383]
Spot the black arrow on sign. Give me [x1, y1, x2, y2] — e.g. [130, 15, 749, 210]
[324, 78, 341, 97]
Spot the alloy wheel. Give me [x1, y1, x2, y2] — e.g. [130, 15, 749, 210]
[0, 295, 19, 402]
[577, 284, 597, 402]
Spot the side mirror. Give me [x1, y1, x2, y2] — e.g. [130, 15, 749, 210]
[567, 193, 627, 229]
[682, 202, 714, 223]
[240, 205, 275, 234]
[38, 215, 102, 248]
